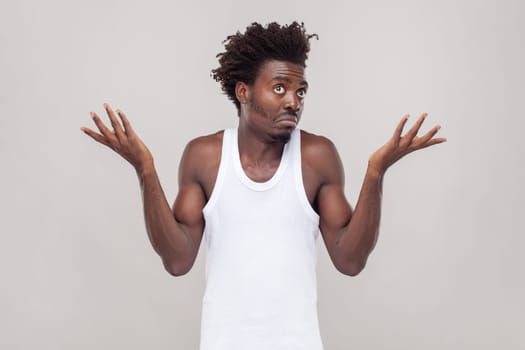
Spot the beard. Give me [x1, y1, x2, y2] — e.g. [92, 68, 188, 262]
[248, 96, 270, 118]
[248, 96, 292, 144]
[270, 131, 292, 143]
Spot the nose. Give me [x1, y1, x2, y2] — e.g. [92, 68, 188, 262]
[283, 92, 301, 112]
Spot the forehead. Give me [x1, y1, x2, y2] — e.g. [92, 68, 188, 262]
[255, 60, 306, 84]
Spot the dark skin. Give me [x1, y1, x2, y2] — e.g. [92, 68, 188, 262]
[81, 60, 446, 276]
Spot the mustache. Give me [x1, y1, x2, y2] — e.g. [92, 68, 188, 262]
[278, 111, 298, 118]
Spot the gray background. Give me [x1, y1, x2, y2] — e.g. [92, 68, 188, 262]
[1, 0, 523, 349]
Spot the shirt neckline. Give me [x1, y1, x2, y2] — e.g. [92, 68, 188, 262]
[232, 128, 292, 191]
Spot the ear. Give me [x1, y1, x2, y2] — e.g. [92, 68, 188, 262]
[235, 81, 250, 105]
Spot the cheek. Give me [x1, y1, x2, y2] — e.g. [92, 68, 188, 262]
[251, 101, 268, 118]
[251, 94, 280, 116]
[258, 93, 282, 111]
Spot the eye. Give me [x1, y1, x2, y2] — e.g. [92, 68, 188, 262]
[273, 85, 285, 94]
[297, 88, 307, 98]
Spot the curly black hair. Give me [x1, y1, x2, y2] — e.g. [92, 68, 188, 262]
[211, 21, 318, 115]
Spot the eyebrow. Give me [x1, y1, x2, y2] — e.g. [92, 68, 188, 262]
[271, 76, 309, 89]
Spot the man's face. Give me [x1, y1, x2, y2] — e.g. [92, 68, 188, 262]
[241, 60, 308, 143]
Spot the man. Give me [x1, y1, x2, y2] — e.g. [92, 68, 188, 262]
[81, 22, 446, 350]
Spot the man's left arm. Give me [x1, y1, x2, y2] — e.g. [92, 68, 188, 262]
[318, 113, 446, 276]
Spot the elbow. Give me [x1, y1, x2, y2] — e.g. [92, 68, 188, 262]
[162, 259, 190, 277]
[338, 259, 366, 277]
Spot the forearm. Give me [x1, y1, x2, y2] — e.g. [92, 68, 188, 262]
[337, 164, 384, 274]
[137, 165, 191, 271]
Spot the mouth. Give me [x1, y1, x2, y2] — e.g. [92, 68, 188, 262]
[275, 114, 298, 127]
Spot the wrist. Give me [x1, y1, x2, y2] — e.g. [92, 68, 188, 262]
[136, 161, 156, 178]
[366, 162, 385, 179]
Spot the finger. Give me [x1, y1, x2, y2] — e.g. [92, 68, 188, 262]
[404, 113, 428, 142]
[393, 114, 410, 142]
[417, 124, 442, 145]
[80, 127, 111, 147]
[104, 103, 126, 142]
[418, 137, 447, 150]
[91, 111, 114, 139]
[115, 108, 134, 136]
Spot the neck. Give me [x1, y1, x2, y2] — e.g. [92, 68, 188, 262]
[237, 121, 286, 166]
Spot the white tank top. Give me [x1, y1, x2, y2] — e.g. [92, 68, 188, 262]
[199, 127, 324, 350]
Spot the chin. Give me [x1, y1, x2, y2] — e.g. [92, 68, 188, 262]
[271, 129, 293, 143]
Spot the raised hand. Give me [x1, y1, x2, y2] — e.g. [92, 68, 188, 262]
[81, 103, 154, 173]
[368, 113, 447, 175]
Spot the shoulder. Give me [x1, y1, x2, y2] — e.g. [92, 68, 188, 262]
[179, 130, 224, 184]
[300, 130, 342, 167]
[300, 129, 344, 184]
[180, 130, 224, 170]
[300, 130, 339, 157]
[183, 130, 224, 159]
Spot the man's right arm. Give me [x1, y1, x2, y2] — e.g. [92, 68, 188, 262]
[81, 103, 206, 276]
[139, 135, 212, 276]
[138, 161, 205, 276]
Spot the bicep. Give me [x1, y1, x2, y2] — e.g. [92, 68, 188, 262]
[171, 141, 208, 264]
[172, 182, 206, 237]
[313, 139, 353, 269]
[318, 184, 353, 237]
[318, 182, 353, 272]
